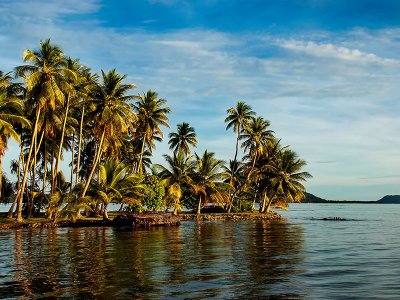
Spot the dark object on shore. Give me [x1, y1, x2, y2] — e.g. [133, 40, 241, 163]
[200, 206, 225, 213]
[112, 213, 181, 227]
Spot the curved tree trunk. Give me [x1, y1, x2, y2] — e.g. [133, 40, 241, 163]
[196, 194, 203, 215]
[70, 133, 74, 192]
[81, 129, 105, 199]
[28, 130, 39, 218]
[76, 106, 84, 185]
[233, 130, 240, 163]
[16, 107, 41, 223]
[53, 95, 70, 193]
[7, 147, 23, 218]
[137, 134, 146, 174]
[103, 202, 109, 220]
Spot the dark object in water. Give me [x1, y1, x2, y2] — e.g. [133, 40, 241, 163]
[322, 217, 347, 221]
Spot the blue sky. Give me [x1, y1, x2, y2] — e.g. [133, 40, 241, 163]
[1, 0, 400, 200]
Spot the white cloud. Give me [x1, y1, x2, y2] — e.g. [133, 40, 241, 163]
[279, 39, 399, 65]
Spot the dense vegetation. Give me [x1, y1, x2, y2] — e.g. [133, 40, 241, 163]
[0, 39, 312, 222]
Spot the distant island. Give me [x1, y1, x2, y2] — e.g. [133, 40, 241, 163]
[303, 193, 400, 204]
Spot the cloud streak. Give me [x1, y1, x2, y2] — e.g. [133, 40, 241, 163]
[279, 39, 399, 65]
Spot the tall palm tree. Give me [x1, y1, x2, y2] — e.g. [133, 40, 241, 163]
[0, 71, 30, 198]
[224, 101, 255, 163]
[168, 122, 197, 155]
[224, 101, 255, 212]
[134, 90, 170, 174]
[193, 150, 228, 214]
[74, 66, 97, 186]
[154, 151, 196, 215]
[14, 39, 73, 222]
[81, 69, 136, 200]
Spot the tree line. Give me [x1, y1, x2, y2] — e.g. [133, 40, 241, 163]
[0, 39, 312, 222]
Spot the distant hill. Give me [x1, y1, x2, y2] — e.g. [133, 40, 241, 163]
[302, 192, 329, 203]
[377, 195, 400, 204]
[302, 192, 375, 204]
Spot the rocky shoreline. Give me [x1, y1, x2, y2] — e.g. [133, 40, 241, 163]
[0, 211, 283, 230]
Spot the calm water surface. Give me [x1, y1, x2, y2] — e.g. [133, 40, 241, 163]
[0, 204, 399, 299]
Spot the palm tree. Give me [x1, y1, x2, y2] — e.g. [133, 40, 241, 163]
[14, 39, 72, 222]
[80, 69, 136, 201]
[224, 101, 255, 163]
[134, 90, 170, 174]
[193, 150, 228, 214]
[224, 101, 255, 212]
[0, 71, 30, 199]
[259, 148, 312, 213]
[88, 158, 143, 220]
[154, 151, 196, 215]
[168, 122, 197, 155]
[241, 117, 274, 173]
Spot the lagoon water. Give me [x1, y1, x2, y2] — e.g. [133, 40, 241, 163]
[0, 204, 400, 299]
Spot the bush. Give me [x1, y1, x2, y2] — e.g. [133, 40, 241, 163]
[141, 175, 166, 211]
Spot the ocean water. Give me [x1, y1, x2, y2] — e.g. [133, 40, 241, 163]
[0, 204, 399, 299]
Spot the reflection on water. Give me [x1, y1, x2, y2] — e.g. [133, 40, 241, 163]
[0, 221, 305, 299]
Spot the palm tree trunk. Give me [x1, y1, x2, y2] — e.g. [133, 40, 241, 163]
[196, 194, 202, 215]
[50, 152, 55, 193]
[16, 107, 41, 223]
[103, 203, 109, 220]
[138, 134, 146, 174]
[7, 147, 23, 218]
[42, 140, 47, 195]
[262, 190, 278, 213]
[251, 182, 259, 210]
[81, 129, 105, 198]
[54, 95, 70, 192]
[260, 190, 268, 213]
[76, 106, 84, 185]
[70, 133, 74, 192]
[233, 131, 240, 163]
[28, 129, 39, 218]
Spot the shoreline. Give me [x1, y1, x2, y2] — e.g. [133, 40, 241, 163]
[0, 211, 283, 230]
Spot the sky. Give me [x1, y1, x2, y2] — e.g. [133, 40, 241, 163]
[0, 0, 399, 200]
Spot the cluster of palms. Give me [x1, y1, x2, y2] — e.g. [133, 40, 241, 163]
[0, 39, 311, 222]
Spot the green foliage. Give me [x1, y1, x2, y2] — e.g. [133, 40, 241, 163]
[141, 174, 166, 211]
[181, 188, 198, 211]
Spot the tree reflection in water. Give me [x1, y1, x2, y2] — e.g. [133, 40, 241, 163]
[0, 221, 305, 299]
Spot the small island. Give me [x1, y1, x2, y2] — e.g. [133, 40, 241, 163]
[0, 39, 311, 229]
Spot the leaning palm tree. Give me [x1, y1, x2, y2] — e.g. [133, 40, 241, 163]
[168, 122, 197, 155]
[14, 39, 74, 222]
[259, 148, 312, 213]
[134, 90, 170, 174]
[241, 116, 274, 174]
[0, 71, 30, 198]
[80, 69, 137, 201]
[154, 151, 196, 215]
[193, 150, 228, 214]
